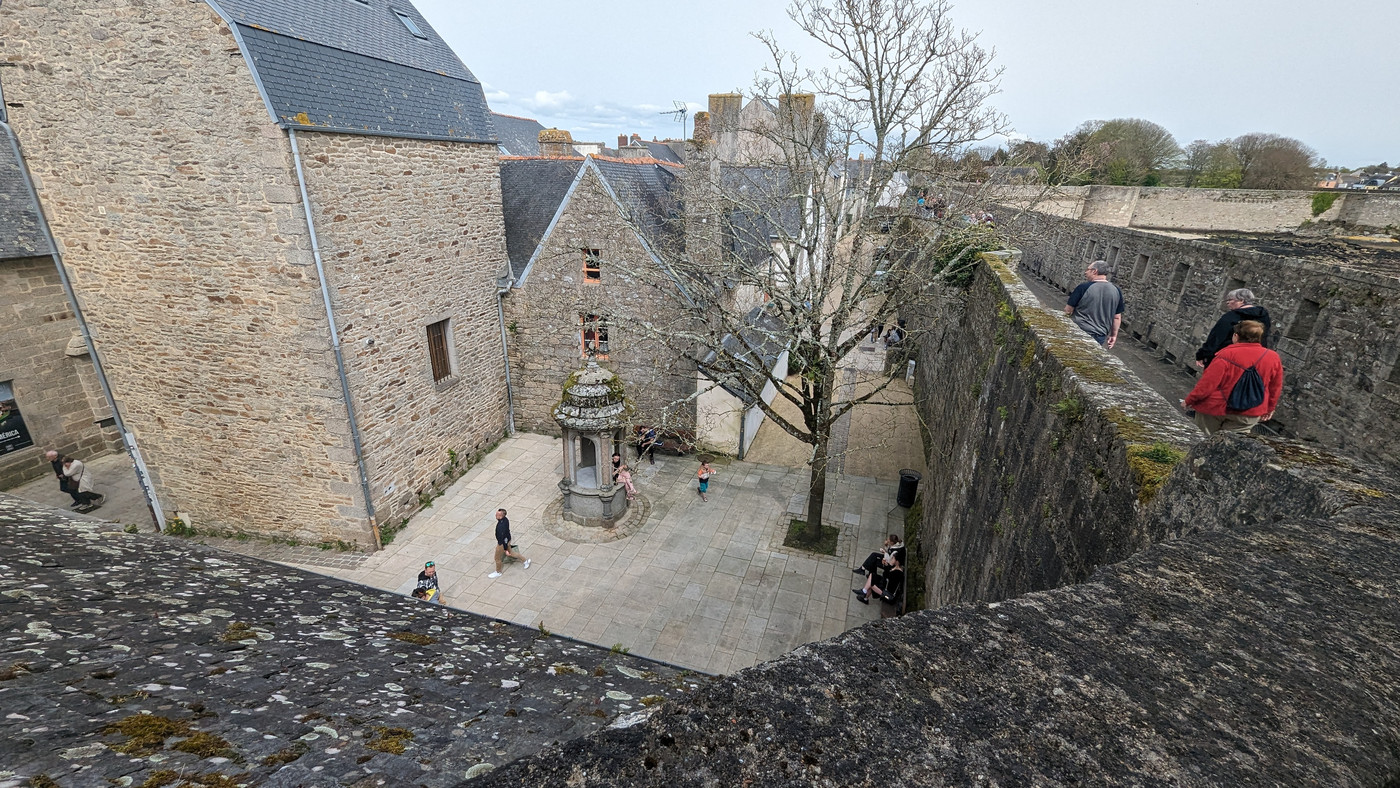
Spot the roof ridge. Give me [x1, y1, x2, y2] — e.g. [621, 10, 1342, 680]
[492, 112, 541, 122]
[500, 155, 586, 162]
[590, 154, 684, 169]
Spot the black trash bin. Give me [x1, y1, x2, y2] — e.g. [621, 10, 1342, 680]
[896, 469, 922, 508]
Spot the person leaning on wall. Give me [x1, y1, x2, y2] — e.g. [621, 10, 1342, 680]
[1182, 319, 1283, 435]
[1195, 288, 1273, 368]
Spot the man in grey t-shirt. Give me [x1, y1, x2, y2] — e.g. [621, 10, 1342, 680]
[1064, 260, 1124, 348]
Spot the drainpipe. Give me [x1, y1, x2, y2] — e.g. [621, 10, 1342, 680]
[496, 282, 517, 435]
[2, 121, 164, 530]
[287, 129, 380, 545]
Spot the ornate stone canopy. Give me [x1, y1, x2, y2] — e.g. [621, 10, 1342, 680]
[553, 363, 631, 527]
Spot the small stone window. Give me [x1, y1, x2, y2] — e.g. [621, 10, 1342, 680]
[582, 249, 601, 283]
[581, 314, 609, 359]
[1168, 262, 1191, 300]
[426, 319, 454, 382]
[1132, 253, 1151, 279]
[393, 10, 428, 39]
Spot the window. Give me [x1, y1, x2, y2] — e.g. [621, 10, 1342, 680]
[426, 319, 453, 382]
[0, 380, 35, 455]
[393, 10, 428, 38]
[580, 314, 609, 358]
[582, 249, 601, 283]
[1106, 245, 1121, 271]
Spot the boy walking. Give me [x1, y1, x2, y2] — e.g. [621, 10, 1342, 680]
[490, 508, 529, 578]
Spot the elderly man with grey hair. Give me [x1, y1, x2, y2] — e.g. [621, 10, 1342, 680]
[1195, 287, 1273, 368]
[1064, 260, 1124, 348]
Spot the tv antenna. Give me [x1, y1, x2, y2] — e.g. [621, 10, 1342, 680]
[659, 101, 688, 140]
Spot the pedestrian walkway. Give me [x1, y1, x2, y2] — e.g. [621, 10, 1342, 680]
[276, 433, 907, 675]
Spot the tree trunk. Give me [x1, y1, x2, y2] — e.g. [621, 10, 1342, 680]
[804, 443, 829, 543]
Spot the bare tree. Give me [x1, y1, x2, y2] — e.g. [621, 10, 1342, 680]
[1231, 132, 1320, 189]
[606, 0, 1009, 542]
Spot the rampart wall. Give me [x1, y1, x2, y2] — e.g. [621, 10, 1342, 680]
[465, 256, 1400, 786]
[985, 184, 1400, 232]
[1010, 214, 1400, 474]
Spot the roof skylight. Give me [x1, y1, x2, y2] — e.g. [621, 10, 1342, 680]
[393, 10, 427, 39]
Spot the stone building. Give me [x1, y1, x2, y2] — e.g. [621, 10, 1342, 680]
[499, 144, 696, 436]
[0, 130, 119, 490]
[0, 0, 511, 544]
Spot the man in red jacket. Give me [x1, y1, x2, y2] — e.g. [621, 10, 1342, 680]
[1182, 320, 1283, 435]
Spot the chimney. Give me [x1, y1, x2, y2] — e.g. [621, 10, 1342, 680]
[778, 93, 816, 130]
[692, 111, 711, 143]
[630, 133, 643, 146]
[617, 134, 628, 150]
[708, 93, 742, 135]
[538, 128, 575, 158]
[618, 144, 649, 160]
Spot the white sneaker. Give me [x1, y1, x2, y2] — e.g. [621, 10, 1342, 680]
[488, 571, 502, 578]
[523, 559, 531, 569]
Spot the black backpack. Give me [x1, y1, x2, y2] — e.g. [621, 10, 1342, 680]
[1223, 355, 1266, 411]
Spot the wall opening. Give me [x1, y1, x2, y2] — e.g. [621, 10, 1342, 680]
[1224, 277, 1247, 300]
[1168, 262, 1191, 301]
[1286, 299, 1323, 342]
[1107, 244, 1121, 272]
[1132, 253, 1151, 280]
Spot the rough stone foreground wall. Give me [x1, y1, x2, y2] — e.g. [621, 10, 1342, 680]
[1, 0, 369, 541]
[503, 168, 696, 435]
[983, 184, 1400, 232]
[468, 436, 1400, 787]
[910, 254, 1200, 606]
[0, 494, 693, 787]
[297, 133, 511, 528]
[0, 256, 118, 489]
[1011, 214, 1400, 475]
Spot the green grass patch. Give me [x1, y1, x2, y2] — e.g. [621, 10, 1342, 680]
[782, 519, 838, 555]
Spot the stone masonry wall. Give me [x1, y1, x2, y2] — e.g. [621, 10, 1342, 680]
[0, 255, 116, 488]
[0, 0, 369, 542]
[1011, 214, 1400, 474]
[503, 167, 696, 435]
[296, 132, 511, 528]
[984, 184, 1400, 232]
[909, 253, 1201, 606]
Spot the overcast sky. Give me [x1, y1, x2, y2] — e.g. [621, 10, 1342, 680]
[416, 0, 1397, 169]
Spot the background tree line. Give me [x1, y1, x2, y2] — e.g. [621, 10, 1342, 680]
[978, 118, 1340, 190]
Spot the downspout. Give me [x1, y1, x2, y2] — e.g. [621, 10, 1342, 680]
[496, 281, 516, 435]
[288, 128, 380, 545]
[1, 121, 164, 530]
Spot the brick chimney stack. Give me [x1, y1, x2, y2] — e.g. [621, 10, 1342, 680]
[708, 93, 741, 135]
[692, 111, 711, 143]
[538, 128, 575, 158]
[617, 134, 628, 150]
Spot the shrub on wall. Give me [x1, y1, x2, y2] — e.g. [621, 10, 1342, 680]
[1311, 192, 1339, 217]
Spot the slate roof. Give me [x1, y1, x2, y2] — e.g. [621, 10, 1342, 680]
[0, 493, 693, 786]
[0, 130, 52, 260]
[213, 0, 496, 141]
[493, 113, 546, 157]
[699, 305, 789, 403]
[643, 141, 684, 164]
[500, 157, 585, 279]
[500, 157, 684, 283]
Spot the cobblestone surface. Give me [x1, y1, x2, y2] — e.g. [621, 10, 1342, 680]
[0, 494, 698, 787]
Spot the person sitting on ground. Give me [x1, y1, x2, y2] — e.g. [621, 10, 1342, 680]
[853, 533, 904, 578]
[854, 552, 904, 605]
[1182, 319, 1283, 435]
[1064, 260, 1124, 349]
[410, 588, 429, 601]
[1195, 288, 1272, 368]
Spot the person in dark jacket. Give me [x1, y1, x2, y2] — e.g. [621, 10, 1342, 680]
[1195, 288, 1272, 368]
[1182, 320, 1283, 435]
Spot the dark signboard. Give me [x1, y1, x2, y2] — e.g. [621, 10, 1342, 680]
[0, 381, 35, 455]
